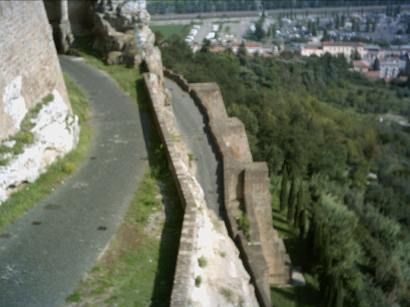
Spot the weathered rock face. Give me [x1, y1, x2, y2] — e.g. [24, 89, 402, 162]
[0, 90, 80, 204]
[92, 0, 149, 66]
[95, 0, 147, 32]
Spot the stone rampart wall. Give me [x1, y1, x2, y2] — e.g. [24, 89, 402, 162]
[165, 69, 292, 306]
[0, 1, 69, 141]
[143, 72, 200, 306]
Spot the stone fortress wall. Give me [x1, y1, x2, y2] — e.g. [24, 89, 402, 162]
[164, 69, 292, 306]
[0, 1, 69, 141]
[143, 70, 259, 307]
[143, 72, 201, 306]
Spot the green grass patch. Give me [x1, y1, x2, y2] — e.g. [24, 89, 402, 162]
[237, 212, 251, 240]
[270, 190, 320, 307]
[220, 287, 234, 303]
[151, 24, 191, 39]
[198, 256, 207, 268]
[66, 170, 179, 306]
[66, 121, 183, 306]
[72, 36, 140, 102]
[0, 75, 92, 232]
[195, 275, 202, 287]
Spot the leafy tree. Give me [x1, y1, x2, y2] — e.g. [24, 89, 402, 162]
[335, 15, 341, 29]
[253, 14, 266, 41]
[404, 55, 410, 78]
[201, 39, 211, 52]
[351, 49, 361, 61]
[237, 41, 247, 65]
[271, 24, 277, 39]
[322, 29, 331, 42]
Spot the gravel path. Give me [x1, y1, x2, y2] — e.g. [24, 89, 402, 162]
[0, 56, 148, 307]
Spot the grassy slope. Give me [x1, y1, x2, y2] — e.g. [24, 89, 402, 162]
[0, 75, 92, 232]
[66, 43, 183, 306]
[151, 24, 191, 39]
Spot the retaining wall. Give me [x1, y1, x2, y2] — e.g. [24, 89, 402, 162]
[143, 72, 200, 306]
[165, 69, 292, 306]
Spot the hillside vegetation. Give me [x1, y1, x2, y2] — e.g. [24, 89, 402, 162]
[160, 36, 410, 306]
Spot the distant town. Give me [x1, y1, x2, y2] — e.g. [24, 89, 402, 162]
[167, 8, 410, 82]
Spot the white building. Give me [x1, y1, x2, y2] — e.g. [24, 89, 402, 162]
[301, 41, 366, 59]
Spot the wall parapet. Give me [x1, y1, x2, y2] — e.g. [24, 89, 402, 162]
[165, 68, 292, 306]
[143, 72, 198, 306]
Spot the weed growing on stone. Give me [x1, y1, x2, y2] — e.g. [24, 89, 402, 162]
[195, 275, 202, 287]
[198, 256, 207, 268]
[65, 292, 81, 303]
[220, 287, 234, 303]
[237, 213, 251, 240]
[0, 93, 54, 166]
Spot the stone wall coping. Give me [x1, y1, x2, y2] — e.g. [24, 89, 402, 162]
[143, 72, 200, 307]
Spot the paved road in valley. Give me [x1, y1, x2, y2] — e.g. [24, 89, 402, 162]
[151, 5, 396, 22]
[165, 78, 222, 216]
[0, 56, 148, 307]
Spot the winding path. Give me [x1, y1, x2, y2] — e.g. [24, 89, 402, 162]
[0, 56, 147, 307]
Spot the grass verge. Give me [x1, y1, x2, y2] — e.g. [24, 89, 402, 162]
[270, 187, 320, 307]
[71, 36, 140, 102]
[66, 165, 183, 306]
[0, 75, 92, 233]
[65, 39, 183, 306]
[151, 24, 191, 39]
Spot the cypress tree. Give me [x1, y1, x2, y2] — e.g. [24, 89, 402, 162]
[294, 182, 304, 225]
[299, 207, 307, 239]
[305, 212, 316, 268]
[287, 178, 297, 224]
[335, 278, 344, 307]
[373, 57, 380, 71]
[279, 162, 289, 212]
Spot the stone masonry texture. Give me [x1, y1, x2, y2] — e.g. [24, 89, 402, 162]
[0, 1, 69, 141]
